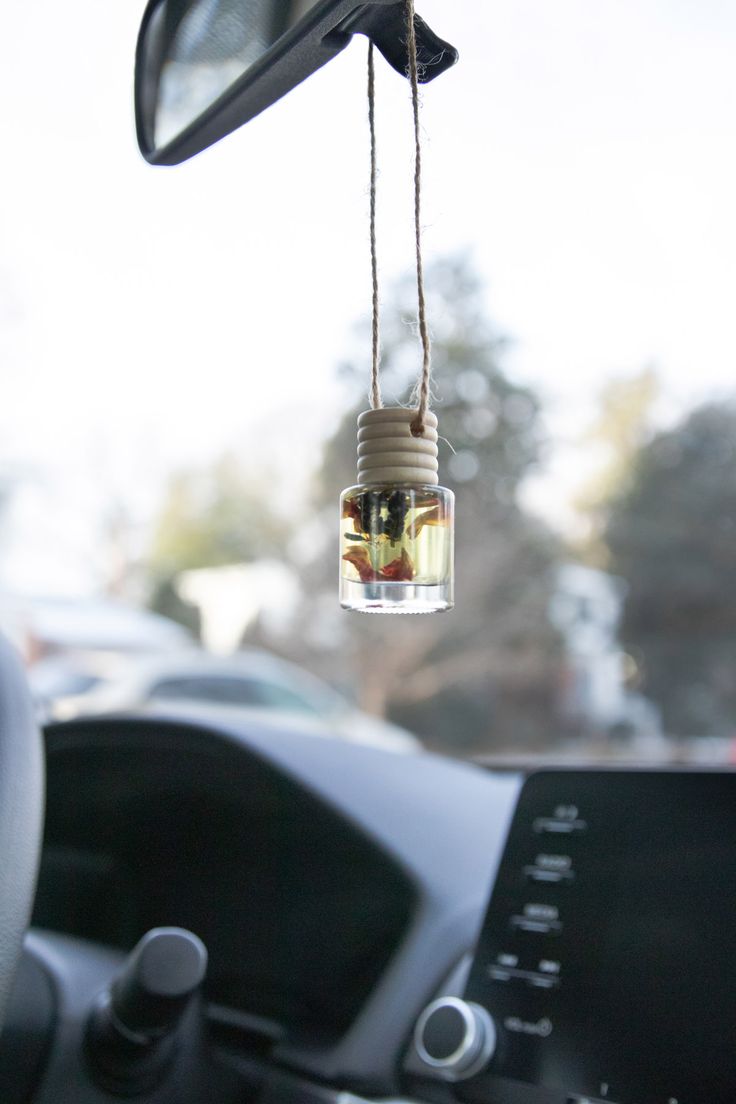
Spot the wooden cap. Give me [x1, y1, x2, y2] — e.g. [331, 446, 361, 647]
[356, 409, 439, 485]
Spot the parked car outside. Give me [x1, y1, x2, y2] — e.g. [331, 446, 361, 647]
[45, 648, 422, 754]
[0, 594, 194, 663]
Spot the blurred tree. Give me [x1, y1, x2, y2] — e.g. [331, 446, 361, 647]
[278, 255, 564, 754]
[148, 575, 202, 639]
[604, 403, 736, 737]
[574, 367, 658, 566]
[149, 452, 284, 573]
[147, 452, 286, 629]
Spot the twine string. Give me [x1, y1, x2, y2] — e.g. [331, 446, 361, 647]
[366, 1, 432, 434]
[368, 41, 382, 410]
[405, 0, 432, 438]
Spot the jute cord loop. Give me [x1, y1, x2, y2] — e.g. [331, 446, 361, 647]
[405, 0, 432, 437]
[366, 1, 433, 436]
[368, 41, 382, 410]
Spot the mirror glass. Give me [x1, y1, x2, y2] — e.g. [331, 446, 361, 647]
[147, 0, 323, 151]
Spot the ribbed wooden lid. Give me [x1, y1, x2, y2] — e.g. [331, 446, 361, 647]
[356, 409, 439, 485]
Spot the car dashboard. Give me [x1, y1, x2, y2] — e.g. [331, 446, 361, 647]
[18, 713, 735, 1104]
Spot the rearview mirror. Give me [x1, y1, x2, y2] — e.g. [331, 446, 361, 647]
[135, 0, 458, 165]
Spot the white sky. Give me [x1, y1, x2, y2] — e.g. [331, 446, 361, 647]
[2, 0, 736, 592]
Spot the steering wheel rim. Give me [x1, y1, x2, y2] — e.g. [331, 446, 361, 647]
[0, 635, 44, 1032]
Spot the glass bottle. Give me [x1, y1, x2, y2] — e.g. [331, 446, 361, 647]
[340, 408, 454, 613]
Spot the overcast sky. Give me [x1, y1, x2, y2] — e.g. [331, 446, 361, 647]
[2, 0, 736, 592]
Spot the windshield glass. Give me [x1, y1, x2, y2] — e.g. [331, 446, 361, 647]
[3, 0, 736, 764]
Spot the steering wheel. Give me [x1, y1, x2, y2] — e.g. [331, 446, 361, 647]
[0, 635, 44, 1031]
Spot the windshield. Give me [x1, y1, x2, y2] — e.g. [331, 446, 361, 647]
[3, 0, 736, 764]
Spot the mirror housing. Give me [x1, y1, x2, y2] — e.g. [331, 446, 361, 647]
[135, 0, 458, 166]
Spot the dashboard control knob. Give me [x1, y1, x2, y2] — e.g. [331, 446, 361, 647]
[111, 927, 208, 1037]
[414, 997, 496, 1080]
[87, 928, 207, 1095]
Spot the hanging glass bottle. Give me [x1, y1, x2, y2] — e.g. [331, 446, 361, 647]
[340, 408, 454, 613]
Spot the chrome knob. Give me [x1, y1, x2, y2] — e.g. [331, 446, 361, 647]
[414, 997, 496, 1080]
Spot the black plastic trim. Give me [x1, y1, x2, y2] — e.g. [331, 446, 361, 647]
[135, 0, 458, 166]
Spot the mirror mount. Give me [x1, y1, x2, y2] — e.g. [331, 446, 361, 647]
[333, 4, 458, 85]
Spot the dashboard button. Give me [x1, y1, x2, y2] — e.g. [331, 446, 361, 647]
[566, 1097, 618, 1104]
[525, 853, 575, 883]
[487, 963, 560, 989]
[510, 902, 563, 934]
[414, 997, 497, 1081]
[536, 853, 573, 872]
[510, 916, 563, 934]
[525, 866, 575, 884]
[533, 816, 587, 834]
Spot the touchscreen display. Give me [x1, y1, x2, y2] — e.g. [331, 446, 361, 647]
[463, 771, 736, 1104]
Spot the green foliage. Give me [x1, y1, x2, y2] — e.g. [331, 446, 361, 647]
[605, 403, 736, 736]
[148, 574, 202, 639]
[575, 368, 658, 565]
[149, 452, 285, 575]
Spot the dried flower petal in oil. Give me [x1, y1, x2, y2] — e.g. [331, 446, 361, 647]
[379, 548, 414, 581]
[342, 546, 375, 583]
